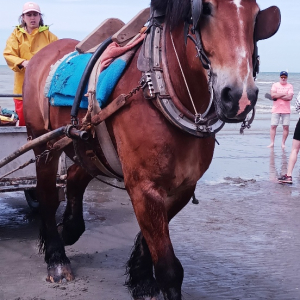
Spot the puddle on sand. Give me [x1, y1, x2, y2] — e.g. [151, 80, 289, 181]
[0, 192, 37, 229]
[0, 201, 28, 227]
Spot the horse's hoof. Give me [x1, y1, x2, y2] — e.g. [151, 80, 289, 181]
[46, 263, 74, 283]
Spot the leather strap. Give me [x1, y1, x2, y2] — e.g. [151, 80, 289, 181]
[87, 57, 124, 179]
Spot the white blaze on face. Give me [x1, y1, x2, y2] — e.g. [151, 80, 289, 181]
[232, 0, 252, 110]
[232, 0, 242, 9]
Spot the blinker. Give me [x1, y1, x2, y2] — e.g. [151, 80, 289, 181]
[191, 0, 203, 31]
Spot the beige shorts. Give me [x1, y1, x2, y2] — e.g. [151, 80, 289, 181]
[271, 113, 290, 126]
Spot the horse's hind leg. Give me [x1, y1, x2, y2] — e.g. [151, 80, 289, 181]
[58, 163, 93, 245]
[129, 184, 184, 300]
[125, 231, 160, 299]
[35, 149, 74, 282]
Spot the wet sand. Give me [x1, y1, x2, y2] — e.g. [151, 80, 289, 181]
[1, 123, 300, 299]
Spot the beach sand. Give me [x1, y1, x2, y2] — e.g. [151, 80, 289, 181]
[1, 118, 300, 299]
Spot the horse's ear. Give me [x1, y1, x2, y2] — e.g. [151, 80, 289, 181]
[191, 0, 202, 30]
[255, 6, 281, 41]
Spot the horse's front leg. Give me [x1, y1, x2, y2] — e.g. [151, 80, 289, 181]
[57, 163, 93, 245]
[36, 150, 74, 283]
[125, 231, 160, 299]
[129, 182, 184, 300]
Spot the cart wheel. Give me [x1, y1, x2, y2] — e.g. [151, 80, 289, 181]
[24, 189, 39, 212]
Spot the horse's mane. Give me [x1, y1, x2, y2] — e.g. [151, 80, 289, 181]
[151, 0, 191, 28]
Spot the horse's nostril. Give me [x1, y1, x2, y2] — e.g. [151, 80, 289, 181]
[220, 86, 242, 118]
[221, 86, 243, 104]
[221, 87, 232, 104]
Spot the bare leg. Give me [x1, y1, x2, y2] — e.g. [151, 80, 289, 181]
[286, 139, 300, 176]
[282, 125, 289, 148]
[268, 125, 277, 147]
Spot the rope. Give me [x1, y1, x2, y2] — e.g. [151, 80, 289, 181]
[0, 148, 51, 181]
[170, 31, 215, 122]
[0, 158, 35, 180]
[170, 31, 198, 115]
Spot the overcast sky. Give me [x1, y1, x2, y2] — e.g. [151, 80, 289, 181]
[0, 0, 299, 72]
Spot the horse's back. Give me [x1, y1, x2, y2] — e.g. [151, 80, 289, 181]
[23, 38, 78, 135]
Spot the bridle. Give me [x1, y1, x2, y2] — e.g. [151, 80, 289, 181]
[187, 0, 260, 78]
[137, 1, 263, 137]
[180, 0, 258, 129]
[183, 0, 215, 124]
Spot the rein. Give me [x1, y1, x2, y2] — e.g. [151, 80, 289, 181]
[170, 30, 214, 124]
[170, 31, 214, 124]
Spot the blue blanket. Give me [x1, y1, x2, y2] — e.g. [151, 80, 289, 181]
[47, 52, 91, 109]
[96, 58, 126, 107]
[47, 51, 129, 109]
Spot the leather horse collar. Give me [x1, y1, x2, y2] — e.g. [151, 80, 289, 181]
[137, 7, 224, 138]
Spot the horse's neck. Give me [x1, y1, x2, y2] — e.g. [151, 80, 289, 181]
[164, 26, 210, 114]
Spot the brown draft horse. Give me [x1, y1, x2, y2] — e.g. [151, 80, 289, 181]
[22, 0, 280, 299]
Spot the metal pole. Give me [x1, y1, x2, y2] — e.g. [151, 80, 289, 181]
[0, 94, 22, 97]
[0, 126, 89, 168]
[0, 127, 66, 168]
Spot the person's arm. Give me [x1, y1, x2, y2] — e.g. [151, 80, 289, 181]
[271, 90, 287, 99]
[3, 31, 26, 72]
[271, 84, 279, 100]
[281, 85, 294, 101]
[271, 84, 294, 101]
[281, 93, 294, 101]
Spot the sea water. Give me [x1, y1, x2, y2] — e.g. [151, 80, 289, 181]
[0, 65, 15, 110]
[0, 64, 300, 128]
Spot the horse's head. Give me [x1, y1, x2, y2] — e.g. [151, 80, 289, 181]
[152, 0, 281, 124]
[195, 0, 281, 122]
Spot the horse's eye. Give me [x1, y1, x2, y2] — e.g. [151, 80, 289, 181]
[202, 3, 212, 16]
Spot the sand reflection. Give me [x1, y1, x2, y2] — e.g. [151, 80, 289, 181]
[269, 148, 287, 181]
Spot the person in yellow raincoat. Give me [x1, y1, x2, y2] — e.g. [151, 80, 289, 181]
[3, 2, 58, 126]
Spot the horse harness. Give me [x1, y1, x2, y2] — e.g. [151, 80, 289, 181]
[71, 3, 259, 181]
[137, 7, 224, 138]
[0, 4, 279, 184]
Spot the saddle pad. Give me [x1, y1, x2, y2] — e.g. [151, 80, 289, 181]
[46, 51, 129, 109]
[96, 52, 129, 107]
[47, 51, 92, 109]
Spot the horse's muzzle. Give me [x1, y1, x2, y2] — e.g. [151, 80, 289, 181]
[216, 85, 258, 123]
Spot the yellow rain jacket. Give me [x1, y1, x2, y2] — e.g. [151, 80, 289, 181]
[3, 25, 58, 99]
